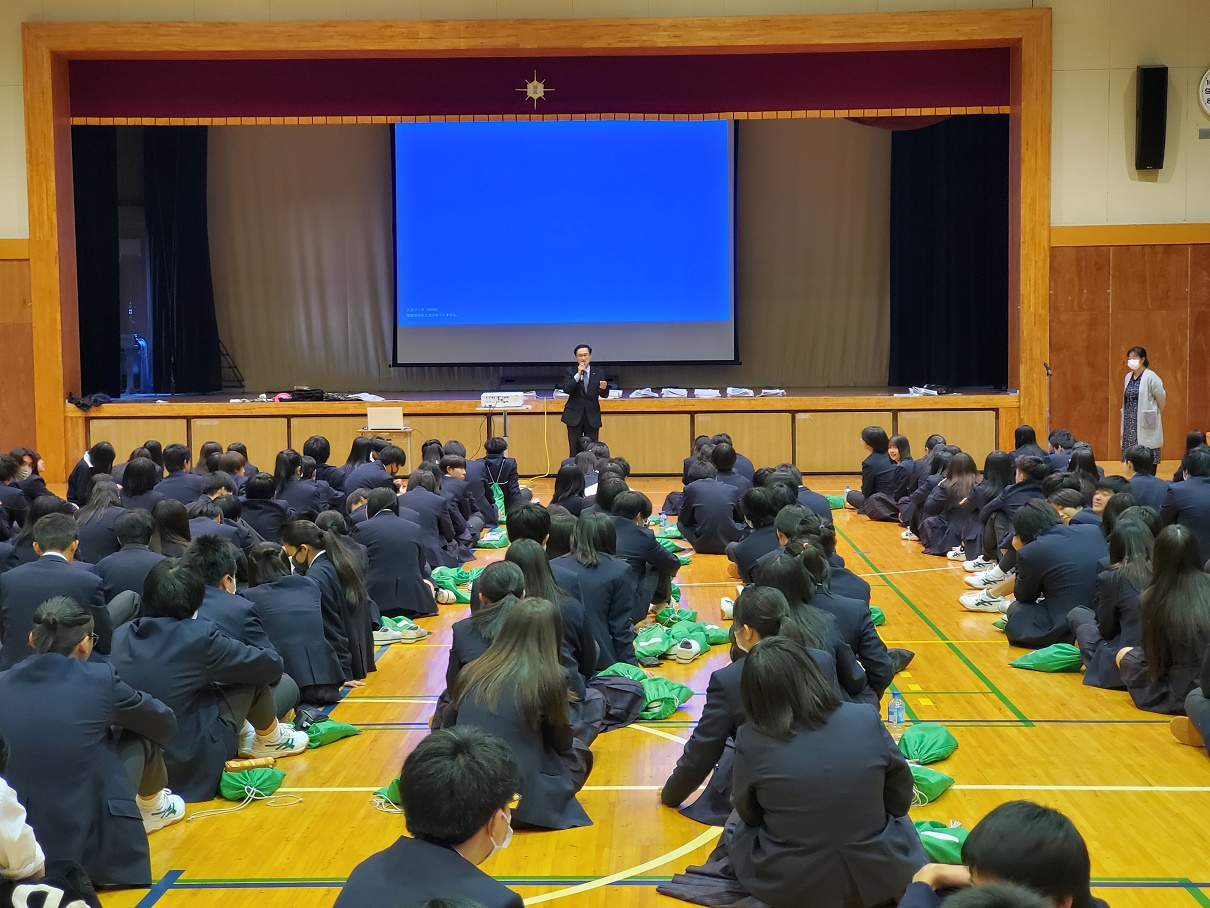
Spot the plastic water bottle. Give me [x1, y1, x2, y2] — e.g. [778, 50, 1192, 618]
[844, 484, 851, 503]
[658, 510, 668, 528]
[887, 692, 907, 742]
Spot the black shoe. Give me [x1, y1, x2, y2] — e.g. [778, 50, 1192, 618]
[638, 656, 662, 669]
[888, 649, 916, 673]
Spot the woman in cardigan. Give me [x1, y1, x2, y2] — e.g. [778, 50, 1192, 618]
[1121, 345, 1166, 464]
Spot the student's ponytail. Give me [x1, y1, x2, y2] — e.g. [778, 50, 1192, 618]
[320, 528, 368, 610]
[29, 596, 93, 655]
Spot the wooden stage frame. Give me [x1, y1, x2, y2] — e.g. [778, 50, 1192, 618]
[71, 391, 1020, 478]
[24, 10, 1050, 482]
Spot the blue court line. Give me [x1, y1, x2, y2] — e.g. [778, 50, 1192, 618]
[133, 869, 183, 907]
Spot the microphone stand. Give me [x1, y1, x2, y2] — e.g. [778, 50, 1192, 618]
[1043, 362, 1053, 438]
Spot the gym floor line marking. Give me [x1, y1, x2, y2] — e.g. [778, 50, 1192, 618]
[278, 785, 674, 793]
[952, 784, 1210, 792]
[836, 525, 1032, 726]
[852, 566, 962, 578]
[628, 723, 690, 745]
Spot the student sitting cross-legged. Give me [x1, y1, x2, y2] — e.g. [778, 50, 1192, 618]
[659, 636, 926, 908]
[334, 726, 523, 908]
[0, 598, 182, 888]
[108, 560, 306, 802]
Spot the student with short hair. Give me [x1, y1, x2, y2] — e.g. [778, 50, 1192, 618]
[708, 433, 755, 480]
[480, 438, 527, 513]
[0, 597, 182, 887]
[344, 444, 406, 498]
[303, 435, 345, 492]
[730, 487, 780, 583]
[66, 442, 116, 507]
[1124, 443, 1169, 512]
[1161, 445, 1210, 563]
[845, 426, 897, 513]
[95, 509, 166, 604]
[157, 444, 203, 504]
[611, 490, 681, 622]
[118, 458, 164, 513]
[903, 800, 1106, 907]
[226, 443, 258, 477]
[240, 472, 294, 544]
[768, 463, 832, 523]
[441, 454, 487, 537]
[335, 726, 523, 908]
[1047, 429, 1078, 473]
[352, 488, 437, 620]
[678, 460, 744, 555]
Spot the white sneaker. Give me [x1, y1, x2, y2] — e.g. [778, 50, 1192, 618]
[901, 529, 918, 541]
[434, 588, 457, 605]
[960, 590, 1006, 612]
[964, 569, 1005, 590]
[946, 547, 966, 561]
[373, 627, 405, 644]
[963, 555, 994, 573]
[675, 638, 702, 663]
[720, 597, 734, 620]
[998, 598, 1016, 615]
[237, 721, 256, 758]
[248, 724, 309, 759]
[140, 789, 186, 833]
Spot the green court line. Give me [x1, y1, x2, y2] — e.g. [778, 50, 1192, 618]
[835, 526, 1032, 726]
[1184, 884, 1210, 907]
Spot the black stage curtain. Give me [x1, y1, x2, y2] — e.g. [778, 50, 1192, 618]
[144, 127, 222, 394]
[888, 115, 1009, 389]
[72, 126, 122, 397]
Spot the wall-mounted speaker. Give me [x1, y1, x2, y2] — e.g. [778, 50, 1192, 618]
[1136, 65, 1168, 170]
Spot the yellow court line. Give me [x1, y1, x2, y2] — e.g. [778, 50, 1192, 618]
[279, 785, 676, 793]
[955, 784, 1210, 793]
[523, 826, 721, 904]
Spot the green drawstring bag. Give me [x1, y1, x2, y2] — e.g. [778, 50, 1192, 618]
[430, 567, 471, 604]
[656, 525, 683, 540]
[219, 767, 286, 801]
[634, 624, 674, 658]
[658, 537, 684, 554]
[703, 624, 731, 646]
[667, 622, 710, 652]
[913, 820, 969, 864]
[870, 606, 886, 626]
[670, 582, 682, 602]
[992, 618, 1007, 631]
[305, 718, 362, 749]
[677, 554, 692, 566]
[899, 723, 959, 764]
[910, 764, 954, 805]
[655, 607, 698, 626]
[476, 528, 509, 549]
[490, 484, 506, 523]
[599, 662, 647, 682]
[1010, 643, 1083, 672]
[826, 495, 845, 510]
[373, 776, 401, 807]
[639, 677, 694, 720]
[380, 615, 423, 634]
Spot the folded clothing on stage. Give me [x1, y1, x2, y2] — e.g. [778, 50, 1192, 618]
[760, 388, 786, 396]
[630, 388, 659, 398]
[661, 388, 688, 398]
[694, 389, 721, 398]
[726, 387, 754, 397]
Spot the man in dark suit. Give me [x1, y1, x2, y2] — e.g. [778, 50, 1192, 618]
[1125, 444, 1171, 512]
[352, 489, 436, 619]
[1161, 445, 1210, 563]
[155, 443, 204, 505]
[335, 726, 523, 908]
[94, 509, 166, 603]
[561, 343, 607, 458]
[611, 490, 681, 622]
[678, 462, 745, 555]
[344, 444, 406, 497]
[1005, 500, 1109, 650]
[0, 513, 111, 671]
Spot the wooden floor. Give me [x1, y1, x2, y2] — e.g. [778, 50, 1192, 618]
[102, 472, 1210, 908]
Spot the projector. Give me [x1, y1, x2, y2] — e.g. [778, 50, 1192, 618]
[480, 392, 526, 409]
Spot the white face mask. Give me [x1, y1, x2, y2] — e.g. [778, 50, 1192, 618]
[486, 815, 513, 860]
[15, 465, 31, 481]
[1127, 359, 1141, 370]
[735, 627, 752, 653]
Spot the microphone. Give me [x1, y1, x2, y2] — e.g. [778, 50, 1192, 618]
[1043, 362, 1052, 377]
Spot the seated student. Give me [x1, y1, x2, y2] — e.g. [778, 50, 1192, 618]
[9, 448, 50, 508]
[888, 433, 915, 497]
[0, 598, 182, 888]
[1046, 428, 1077, 473]
[710, 443, 752, 496]
[611, 491, 681, 623]
[579, 475, 626, 518]
[920, 452, 981, 559]
[287, 455, 341, 520]
[0, 728, 45, 883]
[190, 441, 221, 476]
[344, 444, 406, 498]
[1069, 519, 1153, 690]
[904, 800, 1107, 908]
[680, 435, 711, 485]
[345, 488, 371, 526]
[995, 501, 1108, 649]
[1064, 446, 1101, 506]
[95, 510, 166, 604]
[845, 426, 897, 514]
[551, 513, 639, 672]
[448, 598, 592, 831]
[561, 435, 595, 470]
[0, 514, 110, 671]
[805, 518, 872, 605]
[964, 455, 1049, 594]
[549, 464, 587, 517]
[956, 451, 1014, 565]
[244, 543, 345, 709]
[709, 433, 755, 481]
[282, 519, 376, 685]
[420, 438, 445, 465]
[900, 438, 949, 536]
[661, 587, 841, 826]
[678, 461, 744, 555]
[75, 477, 125, 564]
[149, 498, 191, 558]
[1162, 445, 1210, 562]
[766, 463, 832, 524]
[118, 458, 164, 513]
[66, 442, 116, 507]
[1047, 488, 1100, 529]
[1123, 444, 1169, 512]
[335, 726, 523, 908]
[399, 470, 459, 569]
[446, 440, 498, 527]
[480, 437, 527, 513]
[227, 442, 258, 477]
[441, 454, 487, 538]
[215, 451, 248, 491]
[240, 473, 294, 544]
[468, 503, 583, 610]
[1116, 524, 1210, 714]
[187, 498, 254, 564]
[0, 456, 29, 532]
[1173, 642, 1210, 754]
[152, 444, 203, 505]
[353, 488, 437, 620]
[660, 637, 925, 908]
[8, 497, 74, 568]
[302, 435, 345, 493]
[1172, 431, 1207, 483]
[1009, 424, 1049, 467]
[110, 559, 305, 802]
[546, 507, 576, 559]
[729, 487, 781, 583]
[574, 450, 599, 493]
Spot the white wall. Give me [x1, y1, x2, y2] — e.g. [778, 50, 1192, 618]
[1, 0, 1209, 239]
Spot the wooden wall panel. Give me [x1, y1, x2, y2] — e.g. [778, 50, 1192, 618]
[1192, 246, 1210, 311]
[188, 417, 288, 478]
[694, 413, 793, 471]
[0, 261, 33, 323]
[1050, 246, 1110, 314]
[795, 411, 891, 473]
[1110, 245, 1189, 312]
[896, 410, 996, 465]
[0, 324, 36, 456]
[494, 412, 691, 477]
[1049, 311, 1111, 458]
[504, 413, 575, 479]
[1188, 311, 1210, 436]
[87, 418, 189, 463]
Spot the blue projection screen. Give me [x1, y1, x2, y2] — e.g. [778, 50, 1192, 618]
[392, 119, 735, 366]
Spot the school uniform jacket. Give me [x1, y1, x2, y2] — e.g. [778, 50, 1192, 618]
[715, 469, 752, 496]
[811, 585, 894, 699]
[858, 451, 898, 502]
[279, 478, 338, 521]
[307, 552, 375, 682]
[828, 560, 872, 606]
[0, 556, 111, 671]
[196, 586, 278, 654]
[65, 458, 96, 507]
[1007, 523, 1108, 650]
[75, 507, 124, 564]
[890, 458, 916, 500]
[551, 553, 639, 670]
[440, 475, 478, 522]
[188, 516, 257, 558]
[155, 470, 204, 505]
[239, 498, 294, 544]
[242, 575, 345, 690]
[0, 654, 177, 888]
[611, 517, 682, 620]
[729, 704, 927, 908]
[352, 512, 435, 619]
[1081, 567, 1149, 690]
[479, 455, 524, 513]
[16, 475, 52, 507]
[119, 490, 164, 512]
[0, 542, 18, 576]
[561, 364, 605, 429]
[334, 835, 522, 908]
[0, 484, 29, 530]
[733, 525, 780, 584]
[733, 452, 756, 481]
[398, 487, 458, 568]
[1129, 473, 1171, 512]
[1162, 476, 1210, 563]
[450, 686, 592, 830]
[342, 461, 397, 496]
[94, 544, 166, 603]
[678, 479, 744, 554]
[109, 616, 283, 802]
[464, 459, 499, 525]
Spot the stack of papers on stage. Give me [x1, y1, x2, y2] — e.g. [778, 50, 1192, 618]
[349, 392, 387, 402]
[661, 388, 688, 398]
[908, 386, 939, 396]
[759, 388, 787, 397]
[630, 388, 659, 398]
[726, 387, 754, 397]
[694, 389, 721, 398]
[606, 390, 623, 399]
[522, 391, 538, 399]
[553, 389, 569, 399]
